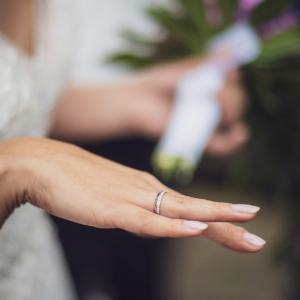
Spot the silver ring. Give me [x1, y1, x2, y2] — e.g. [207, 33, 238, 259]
[154, 191, 167, 215]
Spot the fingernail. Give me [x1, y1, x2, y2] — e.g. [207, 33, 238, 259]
[184, 221, 208, 231]
[232, 204, 260, 214]
[244, 232, 266, 247]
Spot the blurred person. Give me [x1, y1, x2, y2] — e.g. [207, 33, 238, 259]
[0, 1, 264, 300]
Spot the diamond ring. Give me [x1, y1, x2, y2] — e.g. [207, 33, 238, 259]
[154, 191, 167, 215]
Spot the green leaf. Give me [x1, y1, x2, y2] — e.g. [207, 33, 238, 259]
[106, 53, 152, 69]
[120, 30, 159, 46]
[147, 6, 204, 52]
[251, 0, 291, 27]
[218, 0, 239, 28]
[176, 0, 211, 39]
[254, 28, 300, 66]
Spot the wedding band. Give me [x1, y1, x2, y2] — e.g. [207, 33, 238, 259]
[154, 191, 167, 215]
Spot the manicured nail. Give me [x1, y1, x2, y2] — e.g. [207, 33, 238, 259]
[232, 204, 260, 214]
[184, 221, 208, 231]
[244, 232, 266, 247]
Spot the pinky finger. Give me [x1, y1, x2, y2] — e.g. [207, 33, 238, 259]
[202, 222, 266, 253]
[113, 204, 208, 238]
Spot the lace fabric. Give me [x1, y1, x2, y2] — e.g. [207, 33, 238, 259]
[0, 1, 78, 299]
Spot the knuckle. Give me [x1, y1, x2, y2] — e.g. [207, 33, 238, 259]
[209, 201, 227, 220]
[126, 175, 138, 185]
[165, 220, 176, 235]
[141, 171, 151, 178]
[142, 171, 159, 184]
[140, 171, 151, 181]
[198, 200, 223, 222]
[157, 220, 177, 237]
[223, 223, 236, 236]
[126, 174, 149, 189]
[170, 196, 192, 218]
[173, 195, 190, 206]
[220, 224, 245, 251]
[219, 224, 235, 249]
[138, 212, 155, 234]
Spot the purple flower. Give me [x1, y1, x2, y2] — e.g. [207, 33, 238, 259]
[259, 11, 299, 39]
[240, 0, 265, 11]
[235, 0, 265, 21]
[201, 0, 223, 28]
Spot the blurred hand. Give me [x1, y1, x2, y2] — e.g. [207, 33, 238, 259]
[131, 57, 249, 156]
[0, 137, 265, 253]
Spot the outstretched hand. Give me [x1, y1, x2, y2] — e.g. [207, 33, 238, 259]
[0, 138, 265, 253]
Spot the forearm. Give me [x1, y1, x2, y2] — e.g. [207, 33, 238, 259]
[50, 84, 142, 142]
[0, 139, 27, 228]
[0, 155, 10, 228]
[50, 57, 209, 143]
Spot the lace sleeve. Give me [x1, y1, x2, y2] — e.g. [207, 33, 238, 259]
[0, 37, 42, 142]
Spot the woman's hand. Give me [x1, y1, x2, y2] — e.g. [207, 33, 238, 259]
[134, 57, 249, 156]
[0, 137, 265, 252]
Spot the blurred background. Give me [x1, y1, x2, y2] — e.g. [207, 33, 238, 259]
[52, 0, 300, 299]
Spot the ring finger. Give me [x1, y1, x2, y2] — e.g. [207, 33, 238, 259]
[132, 190, 260, 224]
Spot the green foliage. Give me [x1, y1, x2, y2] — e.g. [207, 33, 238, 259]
[108, 0, 237, 67]
[218, 0, 239, 28]
[251, 0, 290, 26]
[255, 28, 300, 66]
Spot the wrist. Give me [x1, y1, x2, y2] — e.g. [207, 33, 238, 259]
[0, 139, 30, 228]
[0, 153, 14, 227]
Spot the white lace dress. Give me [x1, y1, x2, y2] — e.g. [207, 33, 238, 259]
[0, 1, 78, 299]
